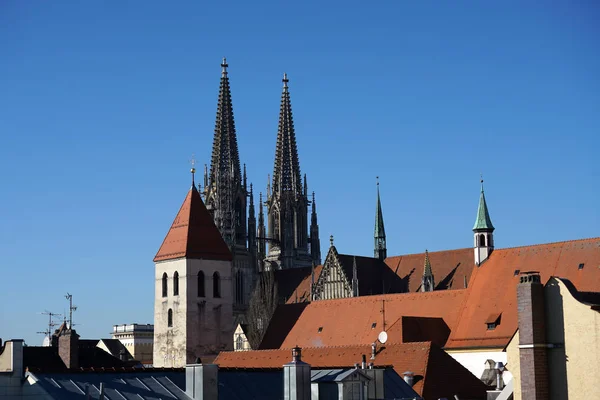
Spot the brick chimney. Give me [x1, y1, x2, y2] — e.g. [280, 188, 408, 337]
[517, 272, 548, 400]
[58, 329, 80, 369]
[283, 347, 311, 400]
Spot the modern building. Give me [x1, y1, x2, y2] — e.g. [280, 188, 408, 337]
[111, 323, 154, 365]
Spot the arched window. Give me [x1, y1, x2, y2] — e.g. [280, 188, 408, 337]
[173, 271, 179, 296]
[198, 271, 205, 297]
[162, 273, 168, 297]
[479, 234, 486, 247]
[235, 271, 244, 304]
[235, 335, 244, 350]
[213, 272, 221, 298]
[167, 309, 173, 328]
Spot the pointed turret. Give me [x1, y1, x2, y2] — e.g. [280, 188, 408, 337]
[352, 257, 359, 297]
[266, 73, 311, 269]
[374, 177, 387, 261]
[257, 192, 266, 266]
[310, 192, 322, 266]
[154, 174, 232, 263]
[248, 184, 257, 255]
[473, 178, 495, 265]
[205, 58, 247, 249]
[421, 250, 435, 292]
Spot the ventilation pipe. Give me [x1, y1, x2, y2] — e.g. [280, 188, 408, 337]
[402, 371, 414, 387]
[361, 354, 367, 369]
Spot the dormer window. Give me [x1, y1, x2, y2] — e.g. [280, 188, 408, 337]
[485, 313, 501, 330]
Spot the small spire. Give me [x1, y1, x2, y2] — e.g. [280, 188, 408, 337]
[330, 235, 334, 247]
[304, 174, 308, 197]
[190, 154, 197, 187]
[244, 163, 248, 191]
[283, 72, 289, 88]
[221, 57, 228, 76]
[424, 250, 433, 276]
[312, 192, 316, 213]
[473, 177, 494, 231]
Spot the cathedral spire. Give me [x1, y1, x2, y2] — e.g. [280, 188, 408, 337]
[206, 58, 246, 249]
[257, 192, 266, 265]
[248, 184, 257, 255]
[266, 73, 312, 269]
[272, 73, 302, 196]
[421, 250, 435, 292]
[374, 177, 387, 261]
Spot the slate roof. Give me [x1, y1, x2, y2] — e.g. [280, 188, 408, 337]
[27, 370, 190, 400]
[214, 342, 489, 399]
[23, 345, 138, 373]
[154, 185, 232, 262]
[385, 247, 474, 292]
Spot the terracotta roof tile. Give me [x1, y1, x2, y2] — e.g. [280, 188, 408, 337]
[277, 290, 467, 349]
[447, 237, 600, 349]
[214, 342, 489, 399]
[385, 247, 474, 292]
[154, 186, 232, 262]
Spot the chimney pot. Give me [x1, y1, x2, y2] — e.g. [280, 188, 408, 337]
[292, 346, 302, 362]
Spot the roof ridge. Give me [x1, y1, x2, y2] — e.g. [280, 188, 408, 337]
[494, 236, 600, 251]
[387, 247, 472, 258]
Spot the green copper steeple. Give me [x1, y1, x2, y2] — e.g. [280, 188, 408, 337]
[374, 177, 387, 260]
[473, 179, 494, 232]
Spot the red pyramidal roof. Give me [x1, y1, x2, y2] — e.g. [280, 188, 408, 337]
[154, 185, 232, 262]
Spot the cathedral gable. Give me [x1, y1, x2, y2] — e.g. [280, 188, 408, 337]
[314, 247, 353, 300]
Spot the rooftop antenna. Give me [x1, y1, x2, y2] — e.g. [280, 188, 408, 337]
[37, 310, 62, 345]
[65, 293, 77, 330]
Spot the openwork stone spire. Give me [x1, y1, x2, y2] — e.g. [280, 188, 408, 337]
[205, 58, 247, 249]
[272, 73, 302, 196]
[265, 74, 313, 269]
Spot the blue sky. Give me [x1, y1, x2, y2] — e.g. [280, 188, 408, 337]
[1, 1, 598, 345]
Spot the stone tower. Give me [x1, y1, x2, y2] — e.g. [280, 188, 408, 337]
[421, 250, 435, 292]
[374, 178, 387, 261]
[473, 179, 495, 265]
[153, 171, 233, 367]
[203, 58, 256, 321]
[265, 74, 319, 269]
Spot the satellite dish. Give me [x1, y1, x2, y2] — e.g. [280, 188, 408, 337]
[378, 331, 388, 344]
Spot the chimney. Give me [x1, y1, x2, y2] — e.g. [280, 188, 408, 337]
[402, 371, 414, 387]
[186, 362, 218, 400]
[58, 329, 79, 369]
[361, 354, 367, 369]
[284, 347, 311, 400]
[517, 272, 549, 400]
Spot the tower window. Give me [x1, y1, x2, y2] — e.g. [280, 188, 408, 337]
[162, 273, 168, 298]
[198, 271, 205, 297]
[173, 271, 179, 296]
[479, 234, 486, 247]
[235, 335, 244, 350]
[213, 272, 221, 298]
[167, 309, 173, 328]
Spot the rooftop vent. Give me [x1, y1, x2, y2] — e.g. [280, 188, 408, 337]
[317, 327, 323, 333]
[371, 322, 377, 329]
[578, 263, 584, 270]
[514, 269, 520, 276]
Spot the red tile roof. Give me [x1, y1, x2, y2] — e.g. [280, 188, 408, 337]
[214, 342, 489, 399]
[276, 290, 467, 349]
[446, 237, 600, 349]
[154, 186, 232, 262]
[385, 247, 474, 292]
